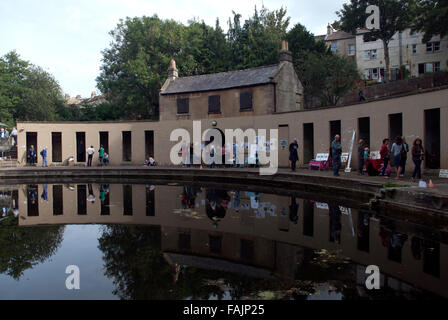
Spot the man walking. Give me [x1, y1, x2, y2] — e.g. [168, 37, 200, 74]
[331, 135, 342, 177]
[86, 145, 95, 167]
[40, 146, 48, 167]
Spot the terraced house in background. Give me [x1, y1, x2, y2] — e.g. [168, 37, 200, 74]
[320, 25, 448, 81]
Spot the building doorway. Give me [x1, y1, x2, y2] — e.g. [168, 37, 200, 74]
[278, 125, 289, 167]
[303, 123, 314, 164]
[26, 132, 37, 164]
[145, 131, 154, 159]
[389, 113, 403, 142]
[76, 132, 86, 163]
[330, 120, 341, 144]
[52, 132, 62, 163]
[425, 108, 440, 169]
[122, 131, 132, 162]
[358, 117, 370, 146]
[99, 132, 109, 154]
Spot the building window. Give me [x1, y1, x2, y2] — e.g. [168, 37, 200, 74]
[419, 62, 441, 75]
[240, 91, 253, 110]
[208, 95, 221, 114]
[364, 49, 377, 60]
[331, 41, 338, 52]
[364, 68, 385, 80]
[412, 44, 417, 54]
[177, 98, 189, 114]
[348, 44, 355, 56]
[426, 41, 440, 53]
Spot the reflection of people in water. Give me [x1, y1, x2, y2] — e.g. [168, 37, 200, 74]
[181, 186, 200, 209]
[205, 189, 230, 227]
[39, 184, 47, 202]
[87, 184, 95, 204]
[329, 205, 342, 244]
[233, 191, 241, 213]
[100, 185, 106, 202]
[411, 236, 423, 260]
[289, 196, 299, 224]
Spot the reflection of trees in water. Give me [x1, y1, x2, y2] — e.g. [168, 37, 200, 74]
[97, 225, 283, 300]
[0, 215, 64, 280]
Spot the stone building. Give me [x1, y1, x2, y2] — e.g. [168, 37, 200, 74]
[356, 29, 448, 81]
[322, 25, 356, 60]
[317, 26, 448, 82]
[159, 40, 304, 121]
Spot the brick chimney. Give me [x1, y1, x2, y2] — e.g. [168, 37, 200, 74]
[327, 24, 333, 36]
[167, 59, 178, 80]
[279, 40, 293, 63]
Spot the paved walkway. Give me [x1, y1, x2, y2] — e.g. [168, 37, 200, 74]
[2, 164, 447, 190]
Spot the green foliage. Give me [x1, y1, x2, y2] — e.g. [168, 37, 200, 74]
[0, 51, 67, 125]
[0, 215, 64, 279]
[301, 53, 361, 107]
[336, 0, 413, 82]
[412, 0, 448, 43]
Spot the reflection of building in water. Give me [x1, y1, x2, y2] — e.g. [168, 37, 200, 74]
[16, 184, 448, 297]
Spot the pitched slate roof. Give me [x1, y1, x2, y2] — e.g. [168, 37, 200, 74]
[161, 64, 281, 95]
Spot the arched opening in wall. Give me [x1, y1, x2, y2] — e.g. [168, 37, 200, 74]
[424, 108, 441, 169]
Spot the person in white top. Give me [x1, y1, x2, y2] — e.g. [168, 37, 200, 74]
[86, 146, 95, 167]
[11, 127, 18, 146]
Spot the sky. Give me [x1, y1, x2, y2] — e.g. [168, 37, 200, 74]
[0, 0, 347, 97]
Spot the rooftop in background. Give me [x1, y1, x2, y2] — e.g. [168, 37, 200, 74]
[160, 64, 283, 95]
[65, 91, 106, 106]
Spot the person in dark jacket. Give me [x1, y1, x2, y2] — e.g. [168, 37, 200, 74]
[27, 145, 37, 166]
[331, 135, 342, 176]
[411, 138, 425, 180]
[289, 139, 299, 171]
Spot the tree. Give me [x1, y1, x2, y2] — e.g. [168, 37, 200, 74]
[301, 53, 361, 107]
[227, 6, 289, 70]
[412, 0, 448, 43]
[0, 214, 64, 279]
[0, 51, 67, 125]
[286, 23, 331, 105]
[336, 0, 413, 82]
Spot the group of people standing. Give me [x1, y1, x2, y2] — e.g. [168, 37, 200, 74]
[86, 145, 109, 167]
[289, 134, 426, 181]
[359, 136, 425, 180]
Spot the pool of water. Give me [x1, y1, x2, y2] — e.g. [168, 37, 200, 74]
[0, 183, 446, 300]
